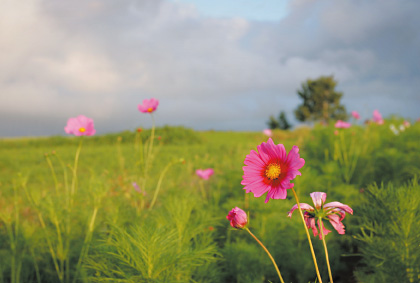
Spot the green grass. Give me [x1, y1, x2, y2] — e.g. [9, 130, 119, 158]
[0, 121, 419, 282]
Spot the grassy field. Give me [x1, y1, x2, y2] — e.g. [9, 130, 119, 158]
[0, 121, 419, 282]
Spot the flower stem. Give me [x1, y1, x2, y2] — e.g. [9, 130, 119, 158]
[319, 218, 333, 283]
[245, 228, 285, 283]
[149, 159, 183, 210]
[291, 187, 323, 283]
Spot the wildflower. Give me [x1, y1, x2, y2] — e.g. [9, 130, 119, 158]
[389, 124, 399, 135]
[64, 115, 96, 136]
[399, 124, 406, 132]
[351, 111, 360, 120]
[288, 192, 353, 239]
[403, 120, 411, 128]
[263, 129, 272, 137]
[372, 110, 384, 125]
[136, 128, 142, 133]
[334, 130, 339, 136]
[227, 207, 248, 229]
[196, 168, 214, 180]
[334, 120, 351, 129]
[138, 98, 159, 113]
[241, 138, 305, 203]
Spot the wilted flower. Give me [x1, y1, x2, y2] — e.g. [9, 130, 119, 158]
[351, 111, 360, 120]
[227, 207, 248, 229]
[288, 192, 353, 239]
[64, 115, 96, 136]
[334, 120, 351, 129]
[372, 110, 384, 125]
[138, 98, 159, 113]
[196, 168, 214, 180]
[241, 138, 305, 203]
[263, 129, 272, 137]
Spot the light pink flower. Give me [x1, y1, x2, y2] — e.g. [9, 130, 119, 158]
[403, 120, 411, 127]
[351, 111, 360, 120]
[241, 138, 305, 203]
[196, 168, 214, 180]
[372, 110, 384, 125]
[227, 207, 248, 229]
[64, 115, 96, 136]
[288, 192, 353, 239]
[138, 98, 159, 113]
[132, 182, 146, 195]
[263, 129, 272, 137]
[334, 130, 339, 136]
[334, 120, 351, 129]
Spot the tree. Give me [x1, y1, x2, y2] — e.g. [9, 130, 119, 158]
[267, 111, 292, 130]
[278, 111, 292, 130]
[294, 76, 347, 123]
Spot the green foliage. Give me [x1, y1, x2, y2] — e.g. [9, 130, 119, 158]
[354, 179, 420, 282]
[294, 76, 347, 123]
[0, 124, 419, 282]
[267, 111, 292, 130]
[85, 196, 220, 282]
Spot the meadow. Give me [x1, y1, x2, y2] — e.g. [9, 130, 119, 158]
[0, 118, 419, 282]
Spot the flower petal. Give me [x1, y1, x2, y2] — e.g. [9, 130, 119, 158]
[310, 192, 327, 210]
[324, 202, 353, 214]
[287, 203, 314, 217]
[327, 214, 346, 234]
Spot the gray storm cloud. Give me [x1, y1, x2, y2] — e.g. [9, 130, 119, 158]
[0, 0, 419, 137]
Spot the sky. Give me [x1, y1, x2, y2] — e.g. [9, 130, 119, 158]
[1, 0, 419, 137]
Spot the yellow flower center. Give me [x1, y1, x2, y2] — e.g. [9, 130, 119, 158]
[79, 127, 86, 133]
[265, 163, 281, 180]
[147, 107, 153, 112]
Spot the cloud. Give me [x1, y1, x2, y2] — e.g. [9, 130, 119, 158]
[0, 0, 419, 137]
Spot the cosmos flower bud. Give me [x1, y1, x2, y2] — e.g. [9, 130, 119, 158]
[227, 207, 248, 229]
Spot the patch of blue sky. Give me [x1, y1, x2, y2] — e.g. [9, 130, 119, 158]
[170, 0, 290, 21]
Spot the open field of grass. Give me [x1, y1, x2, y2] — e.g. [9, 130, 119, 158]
[0, 120, 419, 282]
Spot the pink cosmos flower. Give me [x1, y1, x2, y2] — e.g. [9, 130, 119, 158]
[351, 111, 360, 120]
[241, 138, 305, 203]
[372, 110, 384, 125]
[334, 120, 351, 129]
[64, 115, 96, 136]
[288, 192, 353, 239]
[263, 129, 272, 137]
[138, 98, 159, 113]
[226, 207, 248, 229]
[196, 168, 214, 180]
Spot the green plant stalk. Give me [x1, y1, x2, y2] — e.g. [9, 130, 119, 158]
[29, 246, 42, 283]
[199, 180, 206, 200]
[149, 159, 183, 210]
[143, 113, 156, 191]
[245, 227, 285, 283]
[22, 169, 63, 282]
[45, 154, 60, 195]
[319, 218, 333, 283]
[291, 188, 323, 283]
[53, 152, 72, 283]
[72, 205, 99, 283]
[70, 137, 84, 207]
